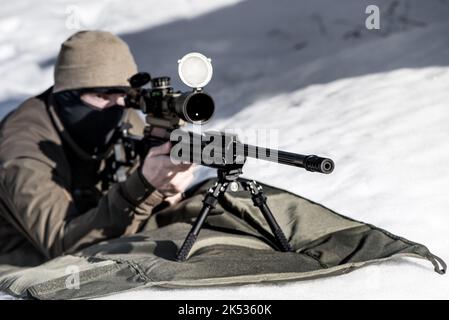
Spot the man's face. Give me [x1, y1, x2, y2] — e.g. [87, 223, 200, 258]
[80, 92, 125, 110]
[53, 88, 128, 154]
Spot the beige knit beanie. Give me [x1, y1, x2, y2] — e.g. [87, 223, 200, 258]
[53, 31, 138, 93]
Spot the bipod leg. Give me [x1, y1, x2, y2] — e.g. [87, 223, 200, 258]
[245, 180, 293, 252]
[176, 180, 228, 261]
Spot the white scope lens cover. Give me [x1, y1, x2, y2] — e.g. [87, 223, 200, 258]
[178, 52, 213, 89]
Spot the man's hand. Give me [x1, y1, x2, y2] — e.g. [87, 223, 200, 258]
[141, 141, 195, 200]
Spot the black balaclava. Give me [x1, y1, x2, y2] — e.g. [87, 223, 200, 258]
[53, 89, 126, 156]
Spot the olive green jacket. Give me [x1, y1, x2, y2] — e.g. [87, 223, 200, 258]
[0, 88, 163, 267]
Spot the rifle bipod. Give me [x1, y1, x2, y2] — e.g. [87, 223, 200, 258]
[176, 166, 293, 262]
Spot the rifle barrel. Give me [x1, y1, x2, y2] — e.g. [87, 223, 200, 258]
[243, 144, 334, 174]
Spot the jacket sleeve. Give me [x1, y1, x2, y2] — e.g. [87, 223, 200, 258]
[0, 157, 164, 259]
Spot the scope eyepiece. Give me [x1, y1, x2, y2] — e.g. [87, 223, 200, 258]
[128, 72, 151, 88]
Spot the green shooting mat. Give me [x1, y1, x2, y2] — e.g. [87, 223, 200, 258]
[0, 179, 445, 299]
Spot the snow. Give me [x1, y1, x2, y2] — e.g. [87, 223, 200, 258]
[1, 0, 449, 299]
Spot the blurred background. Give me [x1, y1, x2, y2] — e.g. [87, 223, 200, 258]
[0, 0, 448, 299]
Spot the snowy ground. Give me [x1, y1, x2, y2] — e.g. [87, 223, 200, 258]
[1, 0, 449, 299]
